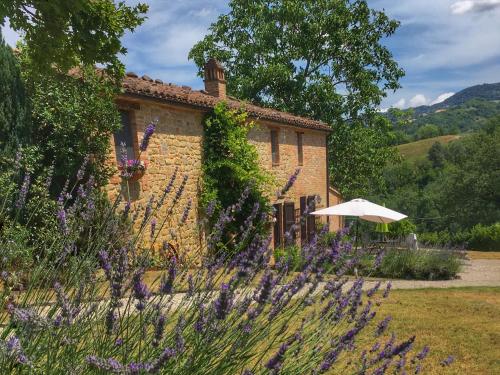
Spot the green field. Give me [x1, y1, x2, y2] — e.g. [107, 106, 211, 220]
[396, 135, 461, 162]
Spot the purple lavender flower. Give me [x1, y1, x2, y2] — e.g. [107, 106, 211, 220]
[278, 168, 300, 198]
[319, 347, 342, 373]
[140, 122, 156, 151]
[194, 304, 207, 333]
[265, 343, 289, 372]
[187, 274, 194, 297]
[415, 345, 430, 362]
[98, 250, 112, 280]
[149, 348, 176, 373]
[158, 167, 178, 208]
[123, 200, 131, 217]
[150, 218, 157, 240]
[214, 283, 233, 320]
[14, 150, 22, 170]
[383, 281, 392, 298]
[440, 355, 455, 366]
[153, 313, 166, 347]
[76, 155, 89, 181]
[175, 316, 186, 353]
[132, 270, 150, 311]
[367, 281, 382, 297]
[57, 194, 69, 235]
[15, 173, 30, 210]
[105, 308, 116, 334]
[206, 199, 216, 217]
[86, 356, 124, 372]
[255, 270, 275, 304]
[375, 315, 392, 337]
[179, 198, 192, 224]
[5, 335, 30, 365]
[159, 257, 177, 295]
[374, 250, 385, 268]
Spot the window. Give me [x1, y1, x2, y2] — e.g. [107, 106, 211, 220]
[297, 132, 303, 165]
[114, 111, 135, 162]
[271, 129, 280, 165]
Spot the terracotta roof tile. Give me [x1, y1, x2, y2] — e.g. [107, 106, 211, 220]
[121, 74, 332, 132]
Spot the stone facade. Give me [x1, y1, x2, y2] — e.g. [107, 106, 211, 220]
[104, 61, 341, 260]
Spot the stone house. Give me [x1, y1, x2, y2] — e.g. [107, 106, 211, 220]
[105, 59, 342, 258]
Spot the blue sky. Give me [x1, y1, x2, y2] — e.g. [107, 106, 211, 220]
[2, 0, 500, 110]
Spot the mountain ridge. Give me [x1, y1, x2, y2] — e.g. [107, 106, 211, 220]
[412, 82, 500, 116]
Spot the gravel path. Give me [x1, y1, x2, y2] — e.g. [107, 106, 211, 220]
[380, 258, 500, 290]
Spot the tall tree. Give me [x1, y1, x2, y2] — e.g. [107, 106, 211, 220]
[0, 29, 30, 154]
[0, 0, 148, 76]
[189, 0, 403, 197]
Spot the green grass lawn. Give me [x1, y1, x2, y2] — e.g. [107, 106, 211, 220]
[396, 135, 461, 163]
[371, 287, 500, 374]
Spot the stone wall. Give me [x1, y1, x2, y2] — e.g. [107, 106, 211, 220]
[105, 98, 339, 260]
[105, 100, 205, 262]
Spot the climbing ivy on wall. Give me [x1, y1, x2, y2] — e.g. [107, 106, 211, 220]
[201, 102, 271, 256]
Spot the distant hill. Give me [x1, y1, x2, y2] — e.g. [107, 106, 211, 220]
[395, 135, 461, 163]
[386, 82, 500, 144]
[413, 82, 500, 116]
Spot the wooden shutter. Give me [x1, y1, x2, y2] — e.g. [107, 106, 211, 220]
[300, 196, 307, 245]
[273, 203, 283, 248]
[306, 196, 316, 241]
[283, 202, 295, 246]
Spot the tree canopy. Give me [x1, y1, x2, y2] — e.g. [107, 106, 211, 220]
[189, 0, 404, 197]
[0, 29, 30, 154]
[0, 0, 148, 76]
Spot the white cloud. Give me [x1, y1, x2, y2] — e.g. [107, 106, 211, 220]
[409, 94, 428, 107]
[392, 98, 406, 109]
[451, 0, 500, 14]
[430, 92, 455, 105]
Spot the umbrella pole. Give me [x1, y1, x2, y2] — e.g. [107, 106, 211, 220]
[355, 219, 359, 250]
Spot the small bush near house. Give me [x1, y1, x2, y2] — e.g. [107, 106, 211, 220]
[419, 223, 500, 252]
[373, 249, 463, 280]
[468, 223, 500, 251]
[273, 244, 303, 271]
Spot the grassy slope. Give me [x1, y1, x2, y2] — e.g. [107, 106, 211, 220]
[395, 135, 461, 163]
[369, 287, 500, 375]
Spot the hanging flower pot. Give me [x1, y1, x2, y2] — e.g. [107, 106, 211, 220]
[119, 159, 147, 181]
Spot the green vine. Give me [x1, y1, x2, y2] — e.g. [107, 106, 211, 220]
[201, 102, 271, 255]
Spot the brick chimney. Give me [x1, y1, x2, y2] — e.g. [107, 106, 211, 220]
[204, 58, 226, 99]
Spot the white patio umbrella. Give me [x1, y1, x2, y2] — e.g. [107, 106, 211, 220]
[311, 198, 407, 248]
[311, 198, 407, 223]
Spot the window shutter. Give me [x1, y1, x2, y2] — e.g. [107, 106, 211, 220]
[273, 203, 283, 248]
[284, 202, 295, 246]
[300, 196, 307, 245]
[306, 196, 316, 242]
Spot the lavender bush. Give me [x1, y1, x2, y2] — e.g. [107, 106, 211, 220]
[0, 124, 439, 374]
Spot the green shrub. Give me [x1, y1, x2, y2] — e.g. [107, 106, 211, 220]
[468, 223, 500, 251]
[201, 102, 271, 256]
[274, 244, 303, 271]
[375, 249, 463, 280]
